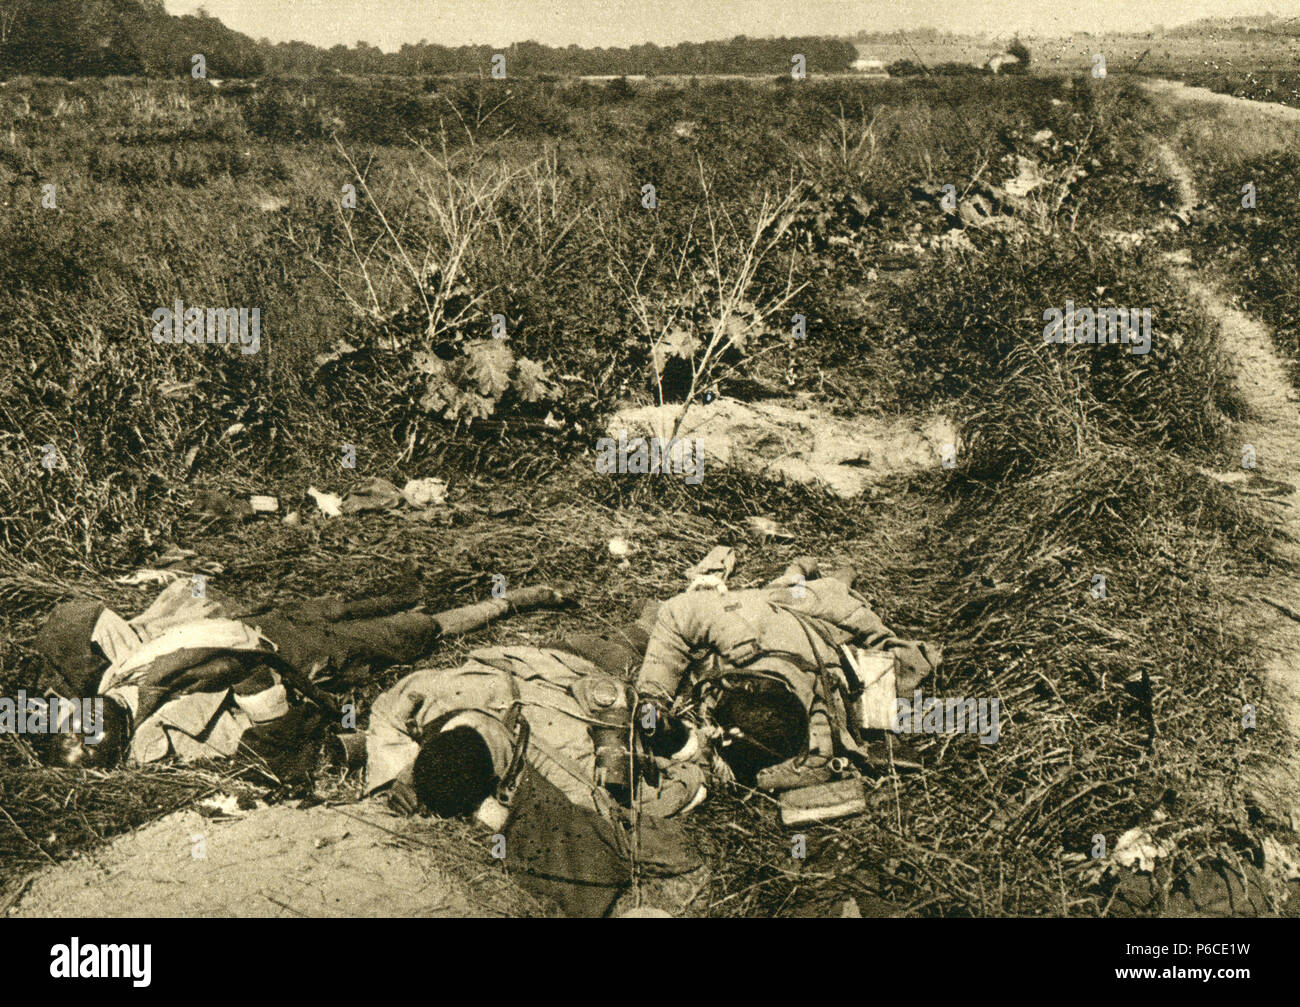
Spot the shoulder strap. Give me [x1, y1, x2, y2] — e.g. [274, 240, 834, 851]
[772, 604, 869, 754]
[769, 603, 842, 668]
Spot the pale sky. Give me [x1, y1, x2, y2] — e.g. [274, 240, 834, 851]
[167, 1, 1300, 51]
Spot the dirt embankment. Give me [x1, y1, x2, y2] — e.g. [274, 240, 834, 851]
[10, 802, 500, 918]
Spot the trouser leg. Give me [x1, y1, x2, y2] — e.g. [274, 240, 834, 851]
[254, 611, 440, 683]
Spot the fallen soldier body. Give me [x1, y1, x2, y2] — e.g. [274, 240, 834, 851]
[366, 636, 708, 916]
[635, 556, 943, 786]
[27, 578, 566, 777]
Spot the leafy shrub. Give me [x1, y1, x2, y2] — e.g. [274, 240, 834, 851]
[414, 340, 555, 423]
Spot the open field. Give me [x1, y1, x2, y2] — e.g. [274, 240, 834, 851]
[2, 57, 1300, 919]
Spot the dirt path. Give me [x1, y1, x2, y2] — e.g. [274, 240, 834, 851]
[1142, 78, 1300, 123]
[1175, 269, 1300, 826]
[610, 397, 957, 498]
[1144, 80, 1300, 826]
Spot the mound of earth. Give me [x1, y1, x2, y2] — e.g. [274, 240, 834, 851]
[10, 802, 503, 918]
[609, 396, 957, 498]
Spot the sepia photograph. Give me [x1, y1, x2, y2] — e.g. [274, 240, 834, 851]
[0, 0, 1297, 951]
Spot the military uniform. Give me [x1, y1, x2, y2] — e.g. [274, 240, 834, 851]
[365, 644, 706, 818]
[365, 644, 707, 917]
[32, 579, 438, 770]
[636, 560, 941, 756]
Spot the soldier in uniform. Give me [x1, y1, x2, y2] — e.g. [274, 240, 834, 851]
[28, 578, 563, 778]
[368, 643, 707, 819]
[367, 639, 707, 917]
[634, 557, 942, 785]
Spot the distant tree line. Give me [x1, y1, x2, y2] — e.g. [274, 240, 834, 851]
[265, 35, 859, 77]
[852, 28, 969, 43]
[0, 0, 266, 77]
[0, 2, 857, 80]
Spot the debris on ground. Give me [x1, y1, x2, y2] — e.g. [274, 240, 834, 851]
[607, 536, 634, 568]
[192, 489, 254, 521]
[744, 515, 793, 540]
[779, 777, 868, 826]
[301, 479, 451, 519]
[1111, 827, 1176, 873]
[687, 545, 735, 588]
[114, 545, 224, 585]
[932, 228, 976, 253]
[114, 569, 186, 586]
[340, 477, 404, 515]
[196, 792, 266, 819]
[155, 545, 196, 566]
[402, 477, 449, 507]
[307, 486, 344, 518]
